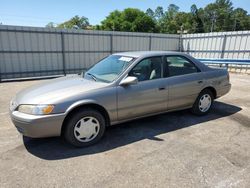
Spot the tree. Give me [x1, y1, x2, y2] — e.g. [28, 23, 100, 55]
[190, 4, 204, 33]
[191, 4, 198, 15]
[57, 15, 90, 29]
[45, 22, 56, 28]
[154, 0, 250, 34]
[232, 8, 250, 31]
[146, 8, 154, 18]
[167, 4, 180, 19]
[132, 14, 157, 32]
[155, 6, 164, 20]
[100, 10, 122, 31]
[202, 0, 234, 32]
[94, 25, 102, 30]
[100, 8, 158, 32]
[156, 4, 180, 34]
[55, 0, 250, 33]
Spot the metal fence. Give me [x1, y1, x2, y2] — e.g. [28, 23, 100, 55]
[182, 31, 250, 74]
[0, 25, 180, 81]
[182, 31, 250, 59]
[1, 25, 250, 81]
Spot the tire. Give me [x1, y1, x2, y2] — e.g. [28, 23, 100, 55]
[191, 89, 214, 116]
[64, 108, 106, 147]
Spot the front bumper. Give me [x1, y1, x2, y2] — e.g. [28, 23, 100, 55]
[10, 111, 66, 138]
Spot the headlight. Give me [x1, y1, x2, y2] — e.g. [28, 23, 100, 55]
[18, 104, 54, 115]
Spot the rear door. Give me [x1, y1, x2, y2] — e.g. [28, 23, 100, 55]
[164, 55, 205, 110]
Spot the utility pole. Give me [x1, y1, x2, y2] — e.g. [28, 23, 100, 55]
[178, 25, 184, 52]
[180, 25, 183, 35]
[233, 17, 237, 31]
[180, 25, 183, 52]
[211, 11, 216, 32]
[112, 22, 115, 32]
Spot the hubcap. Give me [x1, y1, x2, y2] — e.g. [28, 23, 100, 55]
[73, 116, 100, 142]
[199, 94, 212, 112]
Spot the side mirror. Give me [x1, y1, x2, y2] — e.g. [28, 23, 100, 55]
[119, 76, 138, 86]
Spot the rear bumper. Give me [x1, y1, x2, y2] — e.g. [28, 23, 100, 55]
[10, 111, 66, 138]
[216, 83, 231, 98]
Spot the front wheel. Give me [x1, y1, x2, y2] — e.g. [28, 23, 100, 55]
[191, 89, 214, 116]
[64, 109, 106, 147]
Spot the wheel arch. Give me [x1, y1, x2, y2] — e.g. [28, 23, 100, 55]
[61, 101, 111, 136]
[202, 86, 217, 99]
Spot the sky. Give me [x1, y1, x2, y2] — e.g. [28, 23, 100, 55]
[1, 0, 250, 27]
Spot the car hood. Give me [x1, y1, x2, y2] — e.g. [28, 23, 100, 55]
[14, 75, 108, 105]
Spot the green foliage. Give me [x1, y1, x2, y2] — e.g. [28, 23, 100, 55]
[149, 0, 250, 34]
[231, 8, 250, 31]
[155, 6, 164, 20]
[48, 0, 250, 34]
[57, 15, 90, 29]
[146, 8, 154, 18]
[45, 22, 56, 28]
[100, 8, 158, 32]
[203, 0, 233, 32]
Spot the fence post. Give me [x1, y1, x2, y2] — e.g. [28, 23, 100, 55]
[110, 34, 113, 54]
[0, 66, 1, 82]
[61, 32, 66, 76]
[179, 34, 182, 52]
[149, 35, 152, 51]
[220, 35, 227, 59]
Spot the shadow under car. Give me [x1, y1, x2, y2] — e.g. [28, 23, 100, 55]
[23, 101, 241, 160]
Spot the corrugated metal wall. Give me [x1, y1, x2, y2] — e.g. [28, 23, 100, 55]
[0, 25, 180, 80]
[182, 31, 250, 59]
[2, 25, 249, 81]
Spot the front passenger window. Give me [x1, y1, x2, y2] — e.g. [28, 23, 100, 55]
[129, 57, 162, 82]
[165, 56, 198, 77]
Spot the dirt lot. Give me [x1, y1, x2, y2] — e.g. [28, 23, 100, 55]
[0, 74, 250, 188]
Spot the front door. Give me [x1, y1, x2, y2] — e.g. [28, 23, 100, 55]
[117, 56, 168, 121]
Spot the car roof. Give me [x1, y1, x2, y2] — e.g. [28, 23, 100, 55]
[114, 51, 211, 72]
[113, 51, 186, 58]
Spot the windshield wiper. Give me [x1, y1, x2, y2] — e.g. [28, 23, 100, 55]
[86, 72, 97, 81]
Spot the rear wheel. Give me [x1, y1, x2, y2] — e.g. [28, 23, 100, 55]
[191, 89, 214, 115]
[64, 109, 106, 147]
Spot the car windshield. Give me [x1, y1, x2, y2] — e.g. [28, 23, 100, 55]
[84, 55, 135, 83]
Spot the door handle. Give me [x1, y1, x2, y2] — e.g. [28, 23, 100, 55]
[198, 80, 203, 84]
[158, 87, 166, 90]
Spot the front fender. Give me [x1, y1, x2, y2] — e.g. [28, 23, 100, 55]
[65, 99, 100, 114]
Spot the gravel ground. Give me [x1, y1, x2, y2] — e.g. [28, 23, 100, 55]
[0, 73, 250, 188]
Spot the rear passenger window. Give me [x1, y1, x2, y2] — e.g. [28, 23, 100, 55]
[164, 56, 198, 77]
